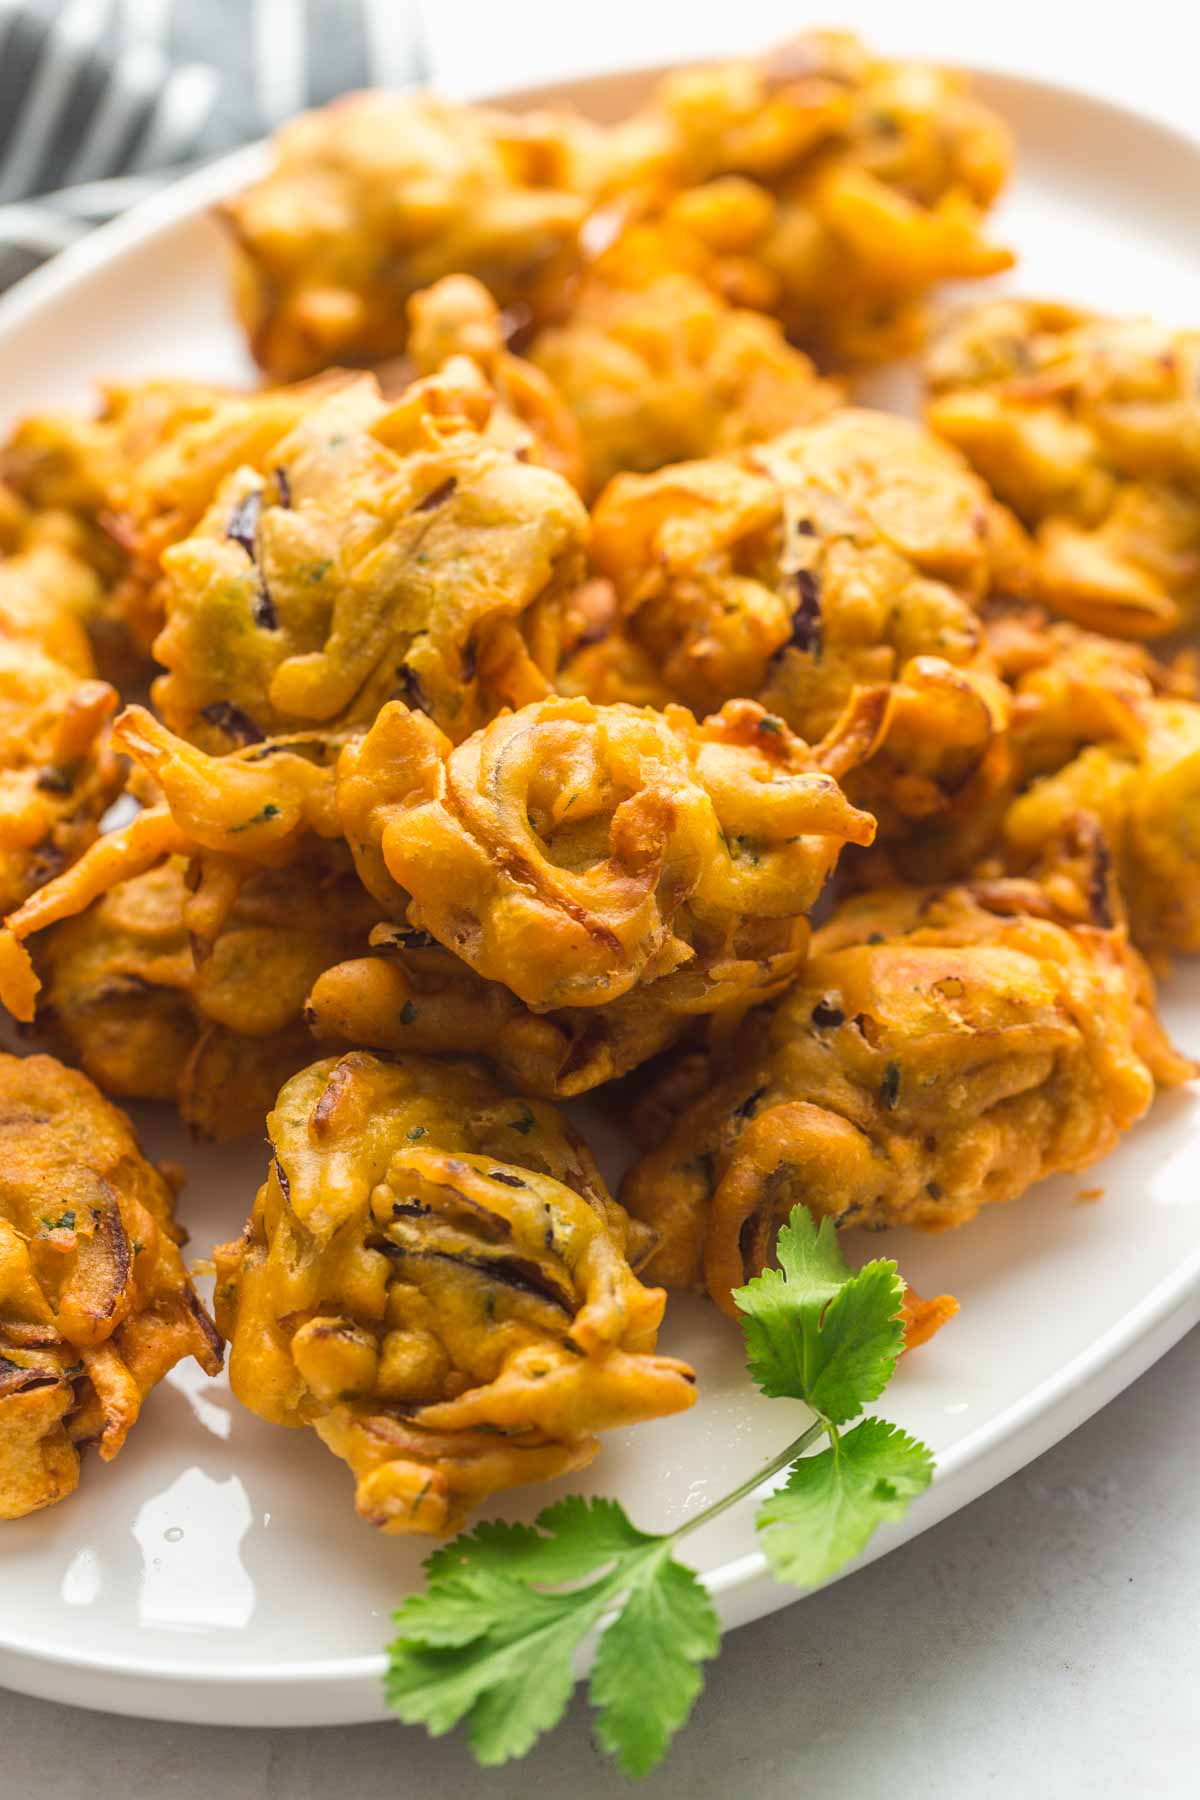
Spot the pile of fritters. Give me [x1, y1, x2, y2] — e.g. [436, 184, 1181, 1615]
[1, 30, 1195, 1531]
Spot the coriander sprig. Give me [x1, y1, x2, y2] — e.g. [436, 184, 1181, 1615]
[385, 1205, 935, 1776]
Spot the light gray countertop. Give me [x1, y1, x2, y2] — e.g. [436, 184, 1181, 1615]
[6, 1324, 1198, 1798]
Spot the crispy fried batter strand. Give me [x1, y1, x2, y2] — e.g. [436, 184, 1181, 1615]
[0, 1053, 221, 1518]
[622, 877, 1187, 1314]
[213, 1052, 694, 1534]
[0, 706, 350, 1025]
[337, 693, 874, 1013]
[927, 299, 1200, 637]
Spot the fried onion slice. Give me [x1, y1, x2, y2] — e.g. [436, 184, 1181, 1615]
[0, 1053, 221, 1518]
[213, 1052, 694, 1534]
[336, 693, 875, 1013]
[305, 924, 687, 1100]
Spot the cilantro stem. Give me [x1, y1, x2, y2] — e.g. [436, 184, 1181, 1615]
[669, 1417, 825, 1547]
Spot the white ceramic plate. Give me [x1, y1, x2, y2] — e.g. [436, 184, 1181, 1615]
[1, 64, 1199, 1730]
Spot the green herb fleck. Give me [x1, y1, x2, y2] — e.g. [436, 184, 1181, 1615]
[229, 802, 280, 834]
[508, 1106, 535, 1135]
[400, 1001, 418, 1025]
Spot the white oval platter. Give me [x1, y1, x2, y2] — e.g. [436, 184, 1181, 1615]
[0, 63, 1198, 1728]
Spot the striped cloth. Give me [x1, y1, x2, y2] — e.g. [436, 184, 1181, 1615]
[0, 0, 428, 290]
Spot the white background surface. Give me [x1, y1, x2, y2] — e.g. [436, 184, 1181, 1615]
[6, 0, 1200, 1791]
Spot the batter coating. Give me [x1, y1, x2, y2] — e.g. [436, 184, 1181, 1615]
[213, 1052, 695, 1534]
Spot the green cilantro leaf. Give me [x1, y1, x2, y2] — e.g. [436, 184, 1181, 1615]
[387, 1571, 606, 1761]
[732, 1208, 905, 1421]
[387, 1497, 718, 1773]
[590, 1548, 719, 1777]
[804, 1261, 906, 1424]
[756, 1416, 934, 1587]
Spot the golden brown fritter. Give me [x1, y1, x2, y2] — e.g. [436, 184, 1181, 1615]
[0, 1052, 221, 1519]
[984, 602, 1198, 781]
[34, 858, 380, 1139]
[336, 693, 875, 1014]
[0, 508, 123, 920]
[623, 31, 1013, 361]
[151, 362, 588, 753]
[586, 409, 1028, 849]
[621, 872, 1189, 1314]
[221, 92, 605, 380]
[526, 227, 840, 499]
[213, 1052, 695, 1534]
[3, 374, 344, 660]
[0, 705, 347, 1026]
[926, 299, 1200, 637]
[589, 409, 1027, 734]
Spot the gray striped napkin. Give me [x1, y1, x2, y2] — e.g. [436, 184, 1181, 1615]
[0, 0, 428, 290]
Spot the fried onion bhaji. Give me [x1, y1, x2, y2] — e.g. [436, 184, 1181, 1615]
[33, 859, 380, 1139]
[0, 1052, 221, 1518]
[2, 374, 346, 661]
[336, 692, 876, 1016]
[619, 31, 1013, 362]
[621, 871, 1191, 1318]
[212, 1052, 695, 1534]
[151, 362, 588, 753]
[0, 511, 122, 918]
[0, 704, 347, 1026]
[525, 227, 840, 499]
[926, 299, 1200, 638]
[221, 91, 606, 380]
[587, 409, 1029, 846]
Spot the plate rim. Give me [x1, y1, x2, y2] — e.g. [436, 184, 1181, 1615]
[1, 57, 1199, 1716]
